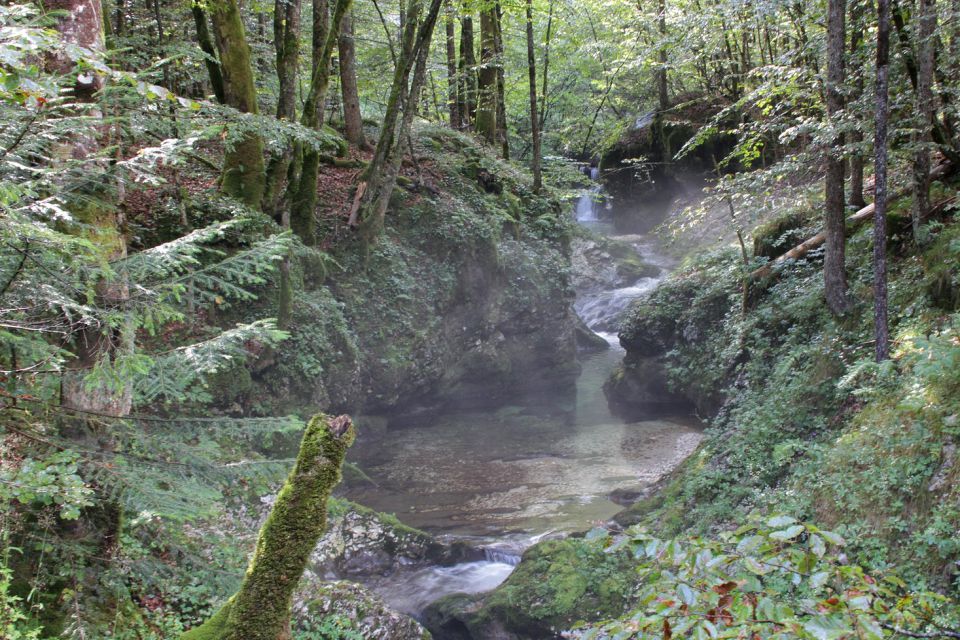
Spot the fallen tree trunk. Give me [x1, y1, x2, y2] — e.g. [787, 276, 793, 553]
[750, 161, 952, 280]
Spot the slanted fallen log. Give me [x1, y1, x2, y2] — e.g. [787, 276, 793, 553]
[749, 161, 952, 281]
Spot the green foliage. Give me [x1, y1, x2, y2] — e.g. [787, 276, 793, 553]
[296, 614, 365, 640]
[0, 451, 92, 521]
[569, 517, 959, 639]
[616, 206, 960, 595]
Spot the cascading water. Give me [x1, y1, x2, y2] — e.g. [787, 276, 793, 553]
[575, 185, 603, 222]
[575, 238, 673, 333]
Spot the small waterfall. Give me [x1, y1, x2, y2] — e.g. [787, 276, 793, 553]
[576, 185, 603, 222]
[575, 276, 663, 332]
[483, 547, 521, 566]
[590, 166, 600, 181]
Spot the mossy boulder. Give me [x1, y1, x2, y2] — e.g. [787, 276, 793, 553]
[615, 250, 741, 413]
[751, 209, 811, 259]
[423, 539, 634, 640]
[299, 581, 432, 639]
[570, 234, 660, 297]
[603, 355, 689, 419]
[574, 315, 610, 351]
[313, 499, 481, 578]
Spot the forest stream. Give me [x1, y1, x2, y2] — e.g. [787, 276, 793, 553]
[345, 184, 704, 616]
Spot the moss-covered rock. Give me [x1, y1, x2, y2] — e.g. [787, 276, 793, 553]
[422, 538, 634, 640]
[751, 209, 812, 259]
[603, 355, 689, 419]
[313, 499, 481, 578]
[298, 581, 431, 639]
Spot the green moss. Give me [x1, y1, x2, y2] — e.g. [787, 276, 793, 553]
[751, 209, 811, 259]
[181, 414, 355, 640]
[476, 538, 633, 635]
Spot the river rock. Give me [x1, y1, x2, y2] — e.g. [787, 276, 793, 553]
[574, 314, 609, 351]
[298, 581, 432, 639]
[603, 355, 689, 420]
[312, 501, 482, 578]
[570, 235, 659, 300]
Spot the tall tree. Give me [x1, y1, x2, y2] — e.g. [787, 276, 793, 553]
[289, 0, 354, 245]
[458, 11, 477, 126]
[525, 0, 542, 192]
[493, 2, 508, 158]
[475, 3, 499, 145]
[912, 0, 936, 243]
[538, 0, 553, 132]
[262, 0, 303, 216]
[824, 0, 848, 316]
[445, 0, 460, 128]
[191, 4, 226, 103]
[874, 0, 892, 361]
[848, 0, 866, 208]
[42, 0, 134, 417]
[209, 0, 266, 208]
[353, 0, 446, 241]
[657, 0, 669, 112]
[339, 10, 366, 146]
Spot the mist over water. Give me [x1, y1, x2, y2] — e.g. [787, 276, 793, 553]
[349, 179, 702, 614]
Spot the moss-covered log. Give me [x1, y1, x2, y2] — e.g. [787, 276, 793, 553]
[182, 414, 356, 640]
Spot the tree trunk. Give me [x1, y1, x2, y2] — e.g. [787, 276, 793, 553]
[262, 0, 302, 217]
[182, 415, 356, 640]
[848, 0, 866, 208]
[42, 0, 133, 417]
[824, 0, 848, 316]
[289, 0, 354, 245]
[538, 0, 553, 132]
[191, 5, 226, 103]
[493, 3, 509, 159]
[209, 0, 266, 208]
[339, 11, 365, 146]
[475, 5, 498, 145]
[445, 0, 460, 128]
[657, 0, 669, 112]
[354, 0, 444, 242]
[912, 0, 936, 243]
[525, 0, 541, 193]
[459, 12, 477, 126]
[874, 0, 891, 361]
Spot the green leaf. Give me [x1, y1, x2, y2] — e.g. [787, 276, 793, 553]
[678, 583, 697, 606]
[767, 515, 798, 528]
[818, 530, 846, 547]
[809, 534, 826, 558]
[803, 615, 852, 640]
[809, 571, 830, 590]
[769, 525, 805, 541]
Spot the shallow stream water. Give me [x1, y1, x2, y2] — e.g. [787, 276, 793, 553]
[345, 186, 702, 615]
